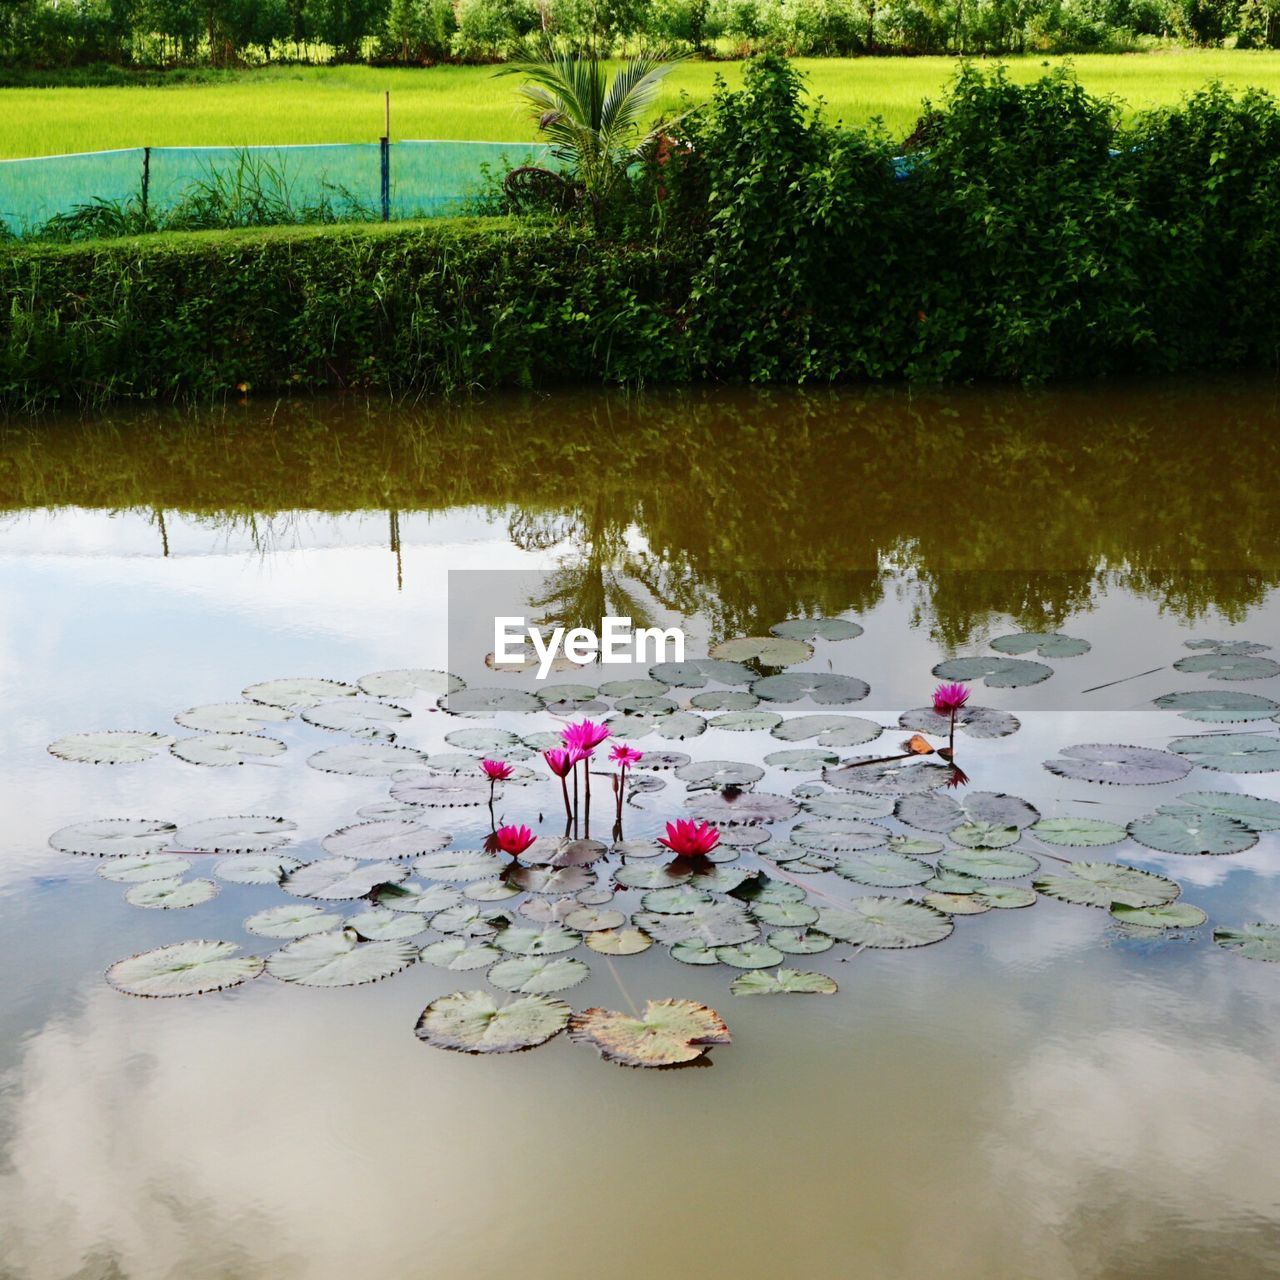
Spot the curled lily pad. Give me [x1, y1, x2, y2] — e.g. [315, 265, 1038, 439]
[710, 636, 813, 666]
[634, 902, 759, 947]
[1177, 791, 1280, 832]
[245, 904, 343, 938]
[767, 929, 834, 954]
[568, 999, 731, 1067]
[716, 942, 785, 969]
[690, 690, 759, 712]
[414, 849, 505, 881]
[898, 705, 1020, 740]
[1154, 690, 1280, 723]
[823, 759, 951, 795]
[358, 668, 463, 699]
[833, 850, 933, 887]
[126, 878, 218, 909]
[1033, 862, 1180, 909]
[1043, 744, 1192, 786]
[390, 775, 490, 807]
[932, 656, 1052, 688]
[1213, 923, 1280, 962]
[171, 734, 286, 767]
[676, 760, 765, 790]
[49, 731, 168, 765]
[686, 791, 799, 825]
[938, 848, 1039, 879]
[307, 743, 429, 776]
[176, 702, 295, 733]
[771, 617, 863, 642]
[764, 749, 841, 771]
[343, 907, 428, 940]
[771, 715, 883, 747]
[1168, 734, 1280, 774]
[49, 818, 176, 858]
[895, 791, 1039, 833]
[99, 854, 190, 883]
[1127, 808, 1257, 855]
[419, 938, 503, 970]
[731, 967, 837, 995]
[375, 882, 462, 914]
[281, 857, 408, 900]
[443, 688, 542, 716]
[752, 673, 869, 705]
[791, 818, 889, 853]
[321, 820, 450, 861]
[215, 854, 303, 885]
[651, 659, 754, 688]
[493, 925, 580, 956]
[267, 929, 417, 986]
[802, 791, 895, 820]
[487, 956, 590, 994]
[1111, 903, 1207, 929]
[1173, 653, 1280, 681]
[244, 677, 357, 708]
[708, 711, 783, 733]
[990, 632, 1090, 658]
[816, 898, 954, 948]
[414, 988, 570, 1049]
[586, 928, 653, 955]
[1029, 818, 1128, 847]
[107, 940, 263, 998]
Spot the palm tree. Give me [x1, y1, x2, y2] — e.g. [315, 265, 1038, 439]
[499, 48, 684, 219]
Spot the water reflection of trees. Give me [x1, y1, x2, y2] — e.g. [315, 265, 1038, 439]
[2, 380, 1277, 644]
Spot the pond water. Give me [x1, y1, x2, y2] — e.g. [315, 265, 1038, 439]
[1, 383, 1279, 1280]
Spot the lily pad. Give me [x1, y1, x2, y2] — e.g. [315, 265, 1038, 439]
[560, 906, 626, 932]
[99, 854, 191, 883]
[833, 850, 933, 887]
[1168, 734, 1280, 774]
[767, 929, 834, 954]
[1154, 690, 1280, 723]
[932, 656, 1052, 688]
[685, 791, 799, 825]
[690, 690, 760, 712]
[749, 900, 820, 927]
[731, 967, 837, 995]
[1213, 922, 1280, 962]
[442, 688, 542, 717]
[710, 636, 813, 666]
[950, 822, 1024, 850]
[281, 857, 408, 900]
[586, 928, 653, 956]
[633, 751, 691, 771]
[568, 999, 731, 1067]
[1043, 744, 1192, 786]
[974, 885, 1037, 909]
[613, 695, 680, 717]
[676, 760, 765, 790]
[244, 677, 358, 708]
[614, 863, 691, 890]
[888, 834, 946, 855]
[321, 820, 450, 861]
[487, 956, 590, 994]
[1127, 808, 1258, 855]
[245, 904, 344, 938]
[802, 791, 895, 820]
[764, 749, 841, 771]
[1185, 639, 1271, 655]
[816, 898, 954, 948]
[417, 990, 571, 1053]
[752, 673, 870, 705]
[1029, 818, 1128, 847]
[938, 848, 1040, 879]
[895, 790, 1039, 833]
[176, 702, 295, 733]
[898, 705, 1021, 740]
[171, 734, 286, 767]
[716, 942, 785, 969]
[492, 925, 581, 956]
[823, 759, 952, 794]
[771, 617, 863, 642]
[651, 659, 755, 688]
[49, 818, 177, 858]
[215, 854, 303, 885]
[390, 775, 490, 807]
[372, 882, 463, 915]
[771, 715, 883, 747]
[49, 730, 168, 765]
[1032, 862, 1181, 909]
[443, 728, 521, 753]
[267, 929, 417, 986]
[1111, 903, 1207, 929]
[790, 818, 890, 853]
[990, 632, 1090, 658]
[358, 668, 463, 699]
[1176, 791, 1280, 832]
[642, 885, 713, 914]
[634, 902, 759, 947]
[126, 877, 218, 909]
[301, 699, 409, 737]
[1173, 653, 1280, 681]
[606, 711, 707, 741]
[414, 849, 505, 881]
[307, 743, 430, 776]
[924, 893, 992, 916]
[419, 939, 504, 970]
[508, 866, 596, 895]
[107, 940, 264, 998]
[343, 907, 429, 940]
[708, 711, 783, 733]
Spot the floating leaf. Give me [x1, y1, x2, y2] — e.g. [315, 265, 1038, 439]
[509, 865, 596, 895]
[716, 942, 785, 969]
[888, 834, 945, 855]
[126, 878, 218, 909]
[174, 815, 296, 854]
[358, 668, 463, 699]
[419, 938, 503, 970]
[49, 730, 168, 765]
[802, 791, 895, 820]
[1033, 862, 1180, 909]
[771, 715, 883, 747]
[1111, 903, 1207, 929]
[833, 850, 933, 887]
[215, 854, 303, 885]
[417, 989, 572, 1054]
[568, 999, 731, 1068]
[1127, 808, 1258, 855]
[750, 900, 820, 927]
[686, 791, 799, 825]
[791, 818, 890, 853]
[1185, 638, 1271, 655]
[561, 906, 626, 932]
[614, 695, 680, 717]
[245, 904, 344, 939]
[171, 734, 286, 767]
[764, 748, 841, 771]
[107, 940, 263, 998]
[267, 929, 417, 986]
[465, 879, 521, 902]
[307, 743, 429, 776]
[524, 837, 607, 869]
[487, 956, 590, 994]
[767, 929, 834, 954]
[771, 617, 863, 642]
[1177, 791, 1280, 832]
[633, 751, 692, 772]
[301, 699, 409, 737]
[708, 711, 783, 733]
[642, 885, 713, 914]
[99, 854, 191, 883]
[176, 702, 295, 734]
[443, 688, 542, 716]
[1029, 818, 1128, 847]
[924, 871, 985, 894]
[374, 882, 463, 914]
[1043, 744, 1192, 786]
[634, 902, 759, 947]
[281, 857, 408, 900]
[651, 659, 755, 688]
[691, 865, 756, 893]
[690, 690, 760, 712]
[586, 928, 653, 956]
[343, 908, 428, 940]
[752, 673, 870, 707]
[924, 893, 992, 915]
[896, 790, 1039, 833]
[1168, 734, 1280, 774]
[898, 705, 1020, 740]
[823, 759, 952, 794]
[414, 849, 505, 881]
[321, 820, 450, 860]
[390, 775, 490, 807]
[607, 710, 706, 741]
[244, 677, 357, 708]
[670, 941, 720, 965]
[709, 636, 813, 666]
[1154, 690, 1280, 723]
[731, 967, 837, 995]
[676, 760, 765, 790]
[1173, 653, 1280, 681]
[1213, 923, 1280, 962]
[49, 818, 176, 858]
[950, 822, 1023, 850]
[990, 632, 1090, 658]
[615, 863, 691, 890]
[938, 848, 1039, 878]
[429, 904, 509, 936]
[933, 656, 1052, 688]
[974, 885, 1037, 909]
[493, 925, 580, 956]
[816, 898, 954, 948]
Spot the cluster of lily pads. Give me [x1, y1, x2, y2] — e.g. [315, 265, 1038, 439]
[46, 625, 1280, 1067]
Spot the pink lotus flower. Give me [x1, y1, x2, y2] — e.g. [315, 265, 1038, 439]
[932, 682, 970, 715]
[493, 824, 536, 857]
[658, 819, 721, 858]
[609, 744, 644, 767]
[562, 718, 610, 755]
[481, 759, 513, 781]
[543, 748, 575, 778]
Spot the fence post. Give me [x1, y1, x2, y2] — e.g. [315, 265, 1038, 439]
[141, 145, 151, 220]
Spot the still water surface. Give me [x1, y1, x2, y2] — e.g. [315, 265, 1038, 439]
[0, 384, 1278, 1280]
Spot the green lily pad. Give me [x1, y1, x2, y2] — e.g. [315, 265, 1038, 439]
[887, 835, 946, 855]
[634, 902, 759, 947]
[1127, 808, 1258, 855]
[245, 904, 344, 939]
[586, 928, 653, 956]
[215, 853, 303, 885]
[281, 857, 408, 900]
[244, 677, 357, 708]
[600, 678, 671, 698]
[301, 699, 410, 737]
[731, 967, 838, 995]
[764, 748, 841, 771]
[686, 791, 799, 825]
[767, 929, 834, 954]
[771, 618, 863, 642]
[357, 668, 463, 699]
[710, 636, 813, 666]
[606, 711, 707, 741]
[49, 730, 169, 765]
[568, 999, 731, 1067]
[676, 760, 765, 790]
[171, 734, 286, 767]
[990, 632, 1090, 658]
[1176, 791, 1280, 832]
[651, 659, 755, 688]
[670, 941, 720, 965]
[344, 907, 429, 940]
[708, 711, 784, 733]
[898, 705, 1021, 740]
[373, 882, 463, 914]
[321, 820, 450, 861]
[817, 898, 955, 948]
[790, 818, 890, 853]
[413, 849, 505, 881]
[487, 956, 590, 994]
[749, 900, 820, 927]
[1184, 639, 1271, 655]
[176, 815, 297, 853]
[125, 877, 217, 909]
[1110, 903, 1207, 928]
[419, 938, 504, 970]
[1173, 654, 1280, 681]
[266, 929, 417, 986]
[896, 790, 1039, 833]
[690, 690, 760, 712]
[1029, 818, 1128, 847]
[390, 775, 490, 807]
[974, 885, 1037, 909]
[99, 853, 191, 883]
[1033, 862, 1181, 909]
[614, 863, 692, 890]
[1213, 922, 1280, 962]
[1168, 734, 1280, 774]
[932, 656, 1053, 688]
[1154, 690, 1280, 723]
[752, 672, 871, 707]
[938, 848, 1039, 878]
[823, 759, 952, 794]
[177, 701, 297, 733]
[107, 940, 264, 998]
[442, 688, 542, 716]
[492, 925, 581, 956]
[802, 791, 896, 820]
[49, 818, 177, 858]
[924, 893, 992, 915]
[416, 990, 571, 1053]
[833, 850, 933, 887]
[642, 885, 714, 914]
[949, 822, 1022, 850]
[771, 715, 883, 747]
[1044, 744, 1192, 786]
[716, 942, 786, 969]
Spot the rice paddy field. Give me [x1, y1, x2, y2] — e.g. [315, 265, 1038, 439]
[6, 51, 1280, 158]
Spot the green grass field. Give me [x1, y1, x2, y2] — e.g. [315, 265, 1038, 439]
[5, 52, 1280, 158]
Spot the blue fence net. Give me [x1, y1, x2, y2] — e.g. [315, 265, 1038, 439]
[0, 139, 554, 234]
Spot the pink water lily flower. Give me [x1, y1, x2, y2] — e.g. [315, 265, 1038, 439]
[658, 819, 721, 858]
[543, 748, 575, 778]
[494, 824, 537, 857]
[481, 759, 514, 781]
[562, 718, 611, 755]
[609, 744, 644, 767]
[932, 682, 970, 715]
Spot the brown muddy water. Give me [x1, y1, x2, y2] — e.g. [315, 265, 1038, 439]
[0, 382, 1278, 1280]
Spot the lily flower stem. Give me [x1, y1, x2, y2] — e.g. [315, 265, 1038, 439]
[560, 774, 572, 825]
[949, 709, 956, 757]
